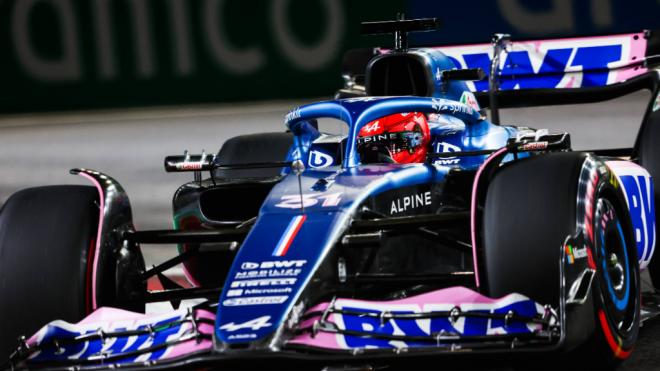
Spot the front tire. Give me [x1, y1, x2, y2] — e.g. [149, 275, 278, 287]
[0, 186, 99, 360]
[481, 153, 639, 368]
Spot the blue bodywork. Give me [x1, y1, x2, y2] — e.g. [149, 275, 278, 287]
[215, 94, 523, 344]
[214, 47, 530, 344]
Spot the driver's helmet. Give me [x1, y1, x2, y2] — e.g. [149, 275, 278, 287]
[357, 112, 430, 164]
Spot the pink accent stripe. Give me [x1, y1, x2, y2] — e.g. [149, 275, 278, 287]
[617, 33, 648, 83]
[78, 172, 104, 310]
[182, 264, 201, 288]
[273, 215, 306, 256]
[470, 147, 508, 288]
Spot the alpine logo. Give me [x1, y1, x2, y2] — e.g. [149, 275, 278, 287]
[363, 121, 380, 133]
[390, 191, 432, 214]
[220, 315, 273, 332]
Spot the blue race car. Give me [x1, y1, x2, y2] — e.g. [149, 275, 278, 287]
[2, 18, 660, 370]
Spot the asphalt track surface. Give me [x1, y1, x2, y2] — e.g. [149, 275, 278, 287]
[1, 91, 659, 370]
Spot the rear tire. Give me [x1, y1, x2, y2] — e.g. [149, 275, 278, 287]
[0, 186, 99, 360]
[482, 153, 639, 368]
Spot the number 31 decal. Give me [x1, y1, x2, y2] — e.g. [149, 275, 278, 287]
[275, 193, 342, 209]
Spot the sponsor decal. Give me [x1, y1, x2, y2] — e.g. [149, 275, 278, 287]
[520, 141, 548, 151]
[607, 161, 656, 266]
[235, 268, 303, 279]
[390, 191, 432, 214]
[440, 35, 638, 91]
[234, 260, 307, 279]
[285, 107, 301, 122]
[343, 96, 385, 103]
[460, 91, 480, 111]
[241, 262, 259, 270]
[244, 287, 292, 296]
[309, 150, 334, 168]
[619, 174, 655, 262]
[565, 244, 588, 264]
[230, 278, 296, 288]
[431, 98, 475, 116]
[362, 121, 381, 133]
[175, 162, 203, 170]
[226, 289, 243, 297]
[331, 297, 543, 349]
[357, 132, 398, 145]
[434, 141, 461, 166]
[242, 260, 308, 269]
[28, 310, 209, 363]
[275, 192, 342, 209]
[223, 296, 288, 306]
[227, 333, 257, 340]
[219, 315, 273, 332]
[272, 215, 307, 256]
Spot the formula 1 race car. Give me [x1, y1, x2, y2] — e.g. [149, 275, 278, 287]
[2, 18, 660, 370]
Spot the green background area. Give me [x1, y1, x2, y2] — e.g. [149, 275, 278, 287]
[0, 0, 401, 113]
[2, 0, 658, 114]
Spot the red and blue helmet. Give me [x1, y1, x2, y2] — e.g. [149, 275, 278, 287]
[357, 112, 430, 164]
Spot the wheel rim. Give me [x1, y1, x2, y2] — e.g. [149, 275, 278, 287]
[594, 198, 637, 337]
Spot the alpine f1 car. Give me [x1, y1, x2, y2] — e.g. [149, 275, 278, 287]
[2, 18, 660, 370]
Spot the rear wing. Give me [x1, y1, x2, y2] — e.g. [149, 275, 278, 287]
[433, 31, 660, 109]
[439, 32, 655, 92]
[341, 29, 659, 106]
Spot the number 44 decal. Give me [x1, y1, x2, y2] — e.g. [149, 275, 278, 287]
[275, 193, 342, 209]
[220, 315, 273, 332]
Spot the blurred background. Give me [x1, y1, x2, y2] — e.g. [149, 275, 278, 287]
[0, 0, 659, 263]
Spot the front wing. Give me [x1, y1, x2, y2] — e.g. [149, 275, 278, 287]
[8, 284, 566, 370]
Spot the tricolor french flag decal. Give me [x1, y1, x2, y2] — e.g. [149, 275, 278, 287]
[272, 215, 307, 256]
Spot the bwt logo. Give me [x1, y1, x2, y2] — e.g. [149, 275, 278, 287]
[618, 174, 656, 264]
[434, 142, 461, 166]
[241, 260, 307, 270]
[308, 150, 334, 168]
[443, 42, 625, 90]
[336, 299, 540, 349]
[30, 316, 185, 363]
